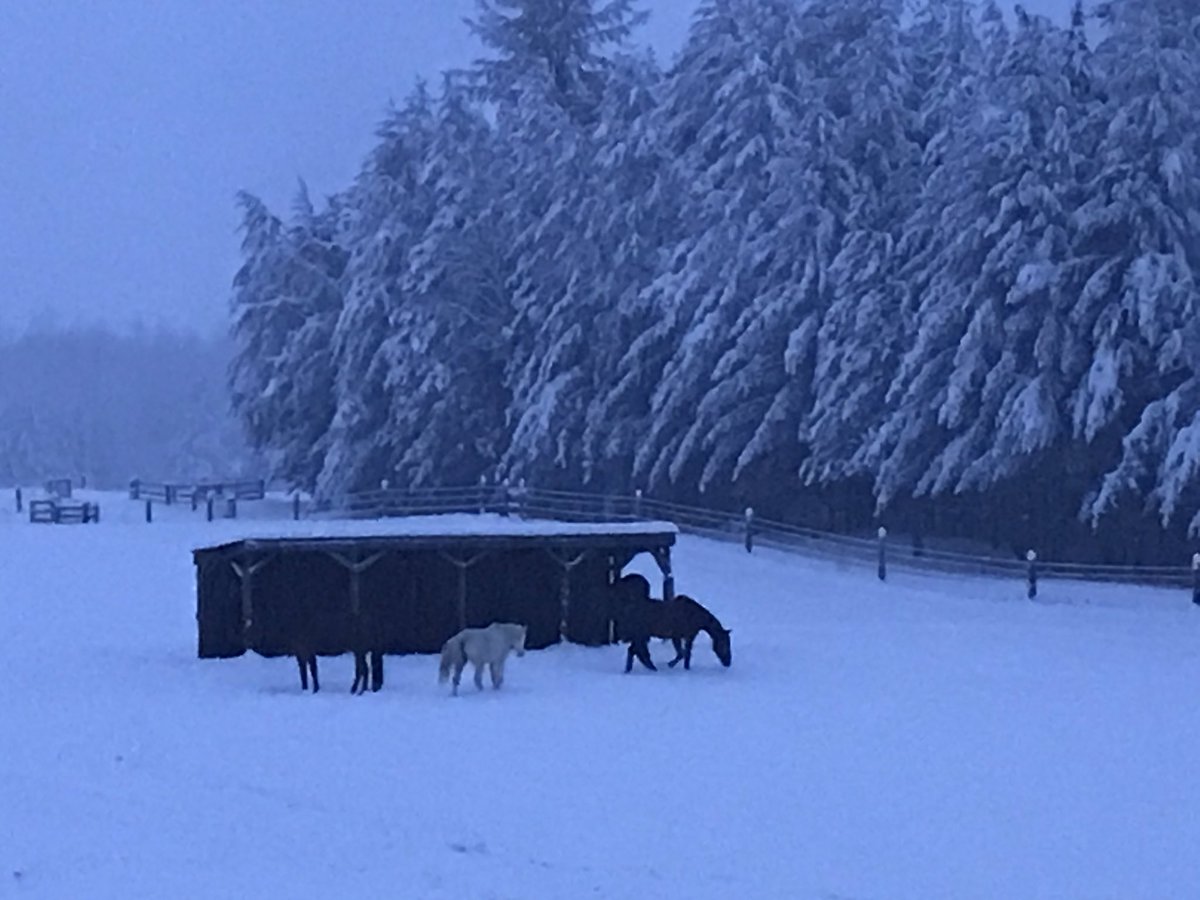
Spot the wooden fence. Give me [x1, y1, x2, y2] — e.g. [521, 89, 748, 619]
[317, 482, 1200, 598]
[129, 478, 266, 505]
[29, 499, 100, 524]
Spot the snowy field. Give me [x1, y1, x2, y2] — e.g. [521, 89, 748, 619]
[3, 492, 1200, 899]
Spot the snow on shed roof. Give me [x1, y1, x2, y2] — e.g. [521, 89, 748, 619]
[193, 513, 678, 556]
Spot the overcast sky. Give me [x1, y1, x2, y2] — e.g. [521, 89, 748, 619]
[1, 1, 1074, 336]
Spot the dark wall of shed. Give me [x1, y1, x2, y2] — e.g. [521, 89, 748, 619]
[196, 556, 245, 659]
[249, 552, 352, 656]
[466, 550, 563, 650]
[564, 553, 620, 646]
[361, 551, 458, 654]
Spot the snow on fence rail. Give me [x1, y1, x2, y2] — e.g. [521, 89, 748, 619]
[323, 483, 1200, 596]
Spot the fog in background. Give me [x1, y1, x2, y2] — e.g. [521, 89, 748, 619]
[0, 325, 257, 488]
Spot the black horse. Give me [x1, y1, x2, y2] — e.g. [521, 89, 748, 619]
[287, 647, 380, 695]
[245, 598, 384, 695]
[611, 574, 732, 672]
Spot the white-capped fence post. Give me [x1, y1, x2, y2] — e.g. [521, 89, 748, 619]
[877, 527, 888, 581]
[744, 507, 755, 553]
[478, 474, 488, 515]
[206, 495, 215, 522]
[501, 478, 512, 518]
[1027, 550, 1038, 600]
[1191, 553, 1200, 606]
[292, 492, 301, 521]
[633, 488, 643, 520]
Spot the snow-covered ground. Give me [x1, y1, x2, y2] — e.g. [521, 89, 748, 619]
[3, 490, 1200, 899]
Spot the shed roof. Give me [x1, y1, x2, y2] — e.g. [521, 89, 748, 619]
[193, 514, 677, 560]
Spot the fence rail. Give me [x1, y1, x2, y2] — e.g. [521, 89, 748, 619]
[129, 478, 266, 505]
[29, 498, 100, 525]
[320, 483, 1199, 594]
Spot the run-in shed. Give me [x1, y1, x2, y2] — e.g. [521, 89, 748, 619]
[193, 518, 678, 660]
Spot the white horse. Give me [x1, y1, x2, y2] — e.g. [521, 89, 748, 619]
[438, 622, 527, 696]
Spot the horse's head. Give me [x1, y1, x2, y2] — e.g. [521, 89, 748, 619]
[712, 627, 732, 667]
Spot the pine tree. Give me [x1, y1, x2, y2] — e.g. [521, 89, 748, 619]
[464, 0, 650, 485]
[1077, 0, 1200, 530]
[802, 0, 919, 486]
[316, 86, 437, 499]
[229, 189, 343, 489]
[615, 0, 825, 494]
[465, 0, 648, 124]
[379, 79, 511, 485]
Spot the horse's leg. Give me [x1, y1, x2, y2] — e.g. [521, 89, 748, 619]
[634, 638, 656, 671]
[296, 655, 309, 691]
[473, 661, 485, 691]
[452, 660, 464, 696]
[351, 651, 365, 694]
[489, 660, 504, 689]
[371, 650, 384, 692]
[624, 643, 636, 673]
[668, 637, 685, 668]
[684, 635, 696, 670]
[308, 656, 320, 693]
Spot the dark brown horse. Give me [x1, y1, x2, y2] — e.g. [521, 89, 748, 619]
[610, 574, 732, 672]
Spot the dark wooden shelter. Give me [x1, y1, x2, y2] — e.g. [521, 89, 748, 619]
[194, 521, 677, 660]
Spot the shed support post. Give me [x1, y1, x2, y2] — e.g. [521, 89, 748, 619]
[549, 550, 588, 644]
[230, 554, 272, 633]
[652, 547, 674, 601]
[438, 551, 490, 633]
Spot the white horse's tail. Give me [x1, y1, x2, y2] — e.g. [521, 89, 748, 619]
[438, 634, 463, 683]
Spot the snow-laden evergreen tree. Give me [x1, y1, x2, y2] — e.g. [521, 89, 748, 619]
[464, 0, 649, 485]
[378, 80, 511, 485]
[465, 0, 648, 124]
[579, 53, 685, 488]
[870, 7, 1085, 506]
[315, 86, 437, 499]
[229, 188, 344, 489]
[801, 0, 919, 486]
[1074, 0, 1200, 531]
[612, 0, 830, 494]
[491, 87, 597, 484]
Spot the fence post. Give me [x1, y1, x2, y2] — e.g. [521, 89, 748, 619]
[744, 507, 755, 553]
[478, 474, 488, 515]
[292, 492, 301, 521]
[145, 500, 153, 523]
[1192, 553, 1200, 606]
[15, 487, 21, 513]
[228, 497, 238, 520]
[191, 491, 198, 512]
[165, 485, 174, 506]
[129, 479, 140, 500]
[1027, 550, 1038, 600]
[877, 527, 888, 581]
[501, 479, 512, 518]
[633, 488, 643, 520]
[206, 495, 214, 522]
[517, 478, 527, 519]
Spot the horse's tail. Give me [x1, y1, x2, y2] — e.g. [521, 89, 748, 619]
[438, 634, 462, 683]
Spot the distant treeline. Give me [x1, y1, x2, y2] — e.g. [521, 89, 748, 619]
[0, 324, 258, 489]
[230, 0, 1200, 564]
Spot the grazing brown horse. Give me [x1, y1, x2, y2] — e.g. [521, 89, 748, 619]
[610, 574, 732, 672]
